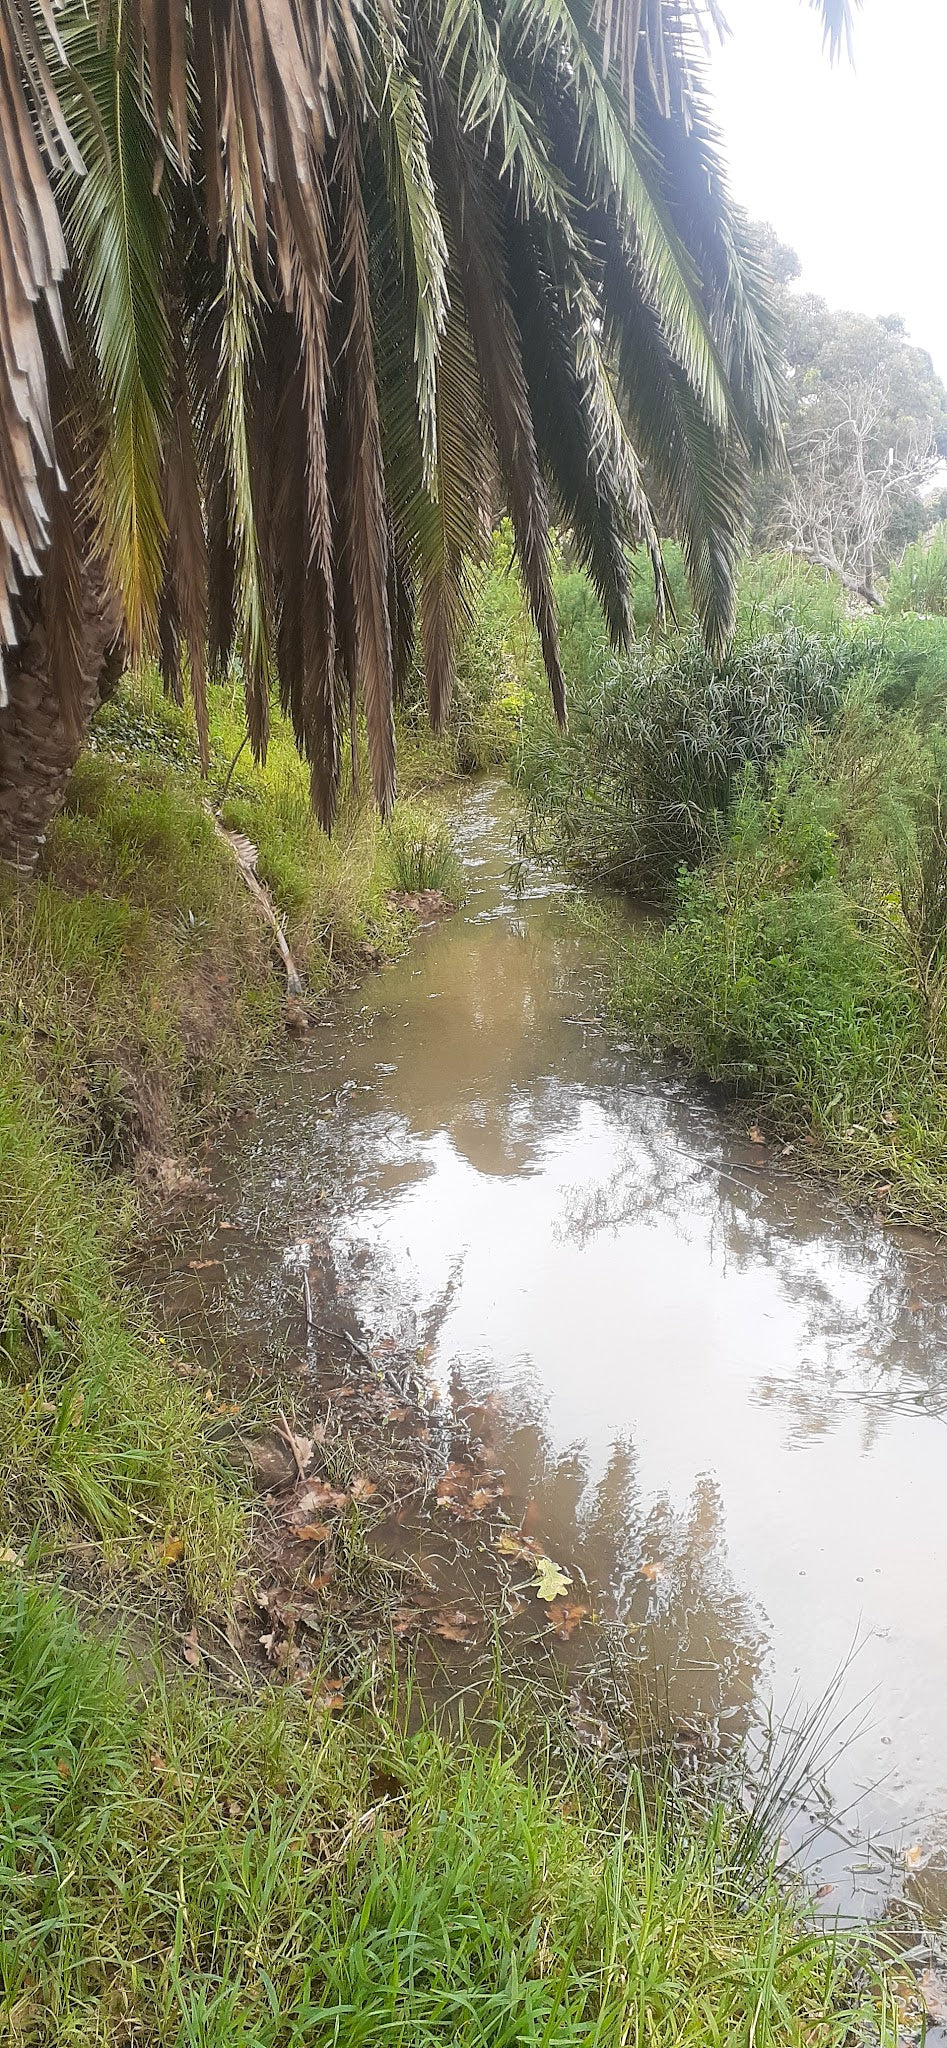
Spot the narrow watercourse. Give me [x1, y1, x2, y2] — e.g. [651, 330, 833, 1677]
[144, 780, 947, 1927]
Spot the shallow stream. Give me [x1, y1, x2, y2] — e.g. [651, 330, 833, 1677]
[149, 781, 947, 1922]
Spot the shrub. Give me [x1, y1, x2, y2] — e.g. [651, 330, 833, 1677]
[885, 522, 947, 616]
[619, 751, 947, 1221]
[514, 625, 858, 896]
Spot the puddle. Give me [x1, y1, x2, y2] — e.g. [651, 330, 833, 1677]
[143, 779, 947, 1925]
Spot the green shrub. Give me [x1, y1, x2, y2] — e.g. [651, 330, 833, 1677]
[735, 553, 847, 638]
[619, 755, 947, 1221]
[514, 625, 857, 895]
[885, 521, 947, 616]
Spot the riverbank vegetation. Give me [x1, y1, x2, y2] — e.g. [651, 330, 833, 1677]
[2, 673, 894, 2044]
[0, 665, 479, 1592]
[0, 0, 929, 2034]
[511, 535, 947, 1223]
[3, 1573, 890, 2047]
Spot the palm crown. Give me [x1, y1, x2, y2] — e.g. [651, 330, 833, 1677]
[0, 0, 856, 828]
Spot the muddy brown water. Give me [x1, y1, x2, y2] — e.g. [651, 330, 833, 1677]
[147, 780, 947, 1926]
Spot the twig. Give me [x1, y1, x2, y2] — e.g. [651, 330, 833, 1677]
[275, 1410, 310, 1483]
[218, 732, 250, 803]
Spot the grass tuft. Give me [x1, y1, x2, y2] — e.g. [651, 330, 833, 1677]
[382, 801, 465, 900]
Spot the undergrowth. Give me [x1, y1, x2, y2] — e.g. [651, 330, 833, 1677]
[0, 667, 469, 1604]
[0, 1578, 889, 2048]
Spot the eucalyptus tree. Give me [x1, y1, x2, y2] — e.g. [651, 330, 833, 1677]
[0, 0, 855, 866]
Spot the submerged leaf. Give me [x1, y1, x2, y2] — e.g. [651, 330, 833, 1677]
[531, 1556, 573, 1602]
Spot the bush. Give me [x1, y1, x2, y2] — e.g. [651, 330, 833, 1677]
[885, 522, 947, 617]
[514, 625, 857, 896]
[735, 553, 847, 638]
[619, 750, 947, 1221]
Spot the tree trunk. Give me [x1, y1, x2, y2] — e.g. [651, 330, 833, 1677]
[0, 577, 123, 872]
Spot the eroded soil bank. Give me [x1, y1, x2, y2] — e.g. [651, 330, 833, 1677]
[140, 781, 947, 1929]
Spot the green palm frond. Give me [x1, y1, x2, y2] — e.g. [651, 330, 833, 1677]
[57, 9, 171, 655]
[375, 11, 449, 496]
[333, 108, 397, 813]
[218, 222, 270, 760]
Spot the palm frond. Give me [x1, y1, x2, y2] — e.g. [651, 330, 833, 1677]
[219, 221, 270, 759]
[0, 0, 79, 697]
[333, 108, 396, 813]
[431, 96, 566, 721]
[604, 227, 749, 657]
[60, 8, 172, 656]
[375, 9, 449, 497]
[161, 322, 209, 770]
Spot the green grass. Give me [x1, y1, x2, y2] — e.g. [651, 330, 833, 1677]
[0, 1578, 888, 2048]
[381, 801, 465, 899]
[0, 1041, 244, 1605]
[885, 520, 947, 617]
[0, 669, 475, 1606]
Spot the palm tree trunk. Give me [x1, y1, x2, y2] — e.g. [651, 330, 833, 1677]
[0, 580, 123, 872]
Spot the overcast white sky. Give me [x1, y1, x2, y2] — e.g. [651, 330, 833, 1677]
[708, 0, 947, 374]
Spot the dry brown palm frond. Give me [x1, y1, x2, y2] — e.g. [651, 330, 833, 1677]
[41, 325, 99, 737]
[0, 0, 81, 701]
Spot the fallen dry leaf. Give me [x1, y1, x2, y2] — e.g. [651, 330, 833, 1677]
[748, 1125, 766, 1145]
[187, 1258, 223, 1272]
[903, 1842, 925, 1870]
[532, 1556, 573, 1603]
[435, 1461, 505, 1521]
[350, 1475, 378, 1502]
[430, 1609, 478, 1643]
[292, 1522, 334, 1544]
[920, 1968, 947, 2025]
[182, 1628, 202, 1669]
[545, 1601, 589, 1640]
[313, 1680, 345, 1713]
[495, 1530, 544, 1561]
[640, 1559, 667, 1583]
[390, 1607, 422, 1638]
[289, 1481, 348, 1518]
[0, 1547, 21, 1568]
[159, 1536, 185, 1566]
[276, 1414, 314, 1479]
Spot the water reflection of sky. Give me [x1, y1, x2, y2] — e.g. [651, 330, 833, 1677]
[168, 782, 947, 1916]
